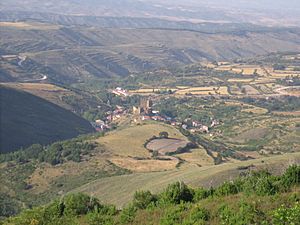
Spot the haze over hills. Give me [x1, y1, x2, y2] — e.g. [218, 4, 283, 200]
[1, 0, 300, 26]
[1, 21, 300, 83]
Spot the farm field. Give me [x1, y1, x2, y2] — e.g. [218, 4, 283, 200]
[74, 152, 300, 207]
[98, 122, 188, 158]
[0, 22, 61, 30]
[175, 86, 229, 95]
[146, 138, 188, 154]
[109, 156, 178, 172]
[177, 147, 214, 166]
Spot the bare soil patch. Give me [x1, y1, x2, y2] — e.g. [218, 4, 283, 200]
[146, 138, 188, 155]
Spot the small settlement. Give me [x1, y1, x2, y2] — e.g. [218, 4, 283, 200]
[91, 87, 220, 134]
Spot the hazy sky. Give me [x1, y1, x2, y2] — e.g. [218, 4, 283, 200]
[149, 0, 300, 10]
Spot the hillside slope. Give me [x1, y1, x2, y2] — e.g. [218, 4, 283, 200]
[1, 22, 300, 83]
[0, 86, 94, 153]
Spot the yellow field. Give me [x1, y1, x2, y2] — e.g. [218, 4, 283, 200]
[98, 122, 187, 158]
[228, 78, 253, 83]
[0, 22, 60, 30]
[242, 107, 268, 114]
[175, 86, 228, 95]
[215, 66, 232, 71]
[109, 156, 179, 172]
[242, 68, 257, 75]
[231, 68, 243, 73]
[177, 148, 214, 167]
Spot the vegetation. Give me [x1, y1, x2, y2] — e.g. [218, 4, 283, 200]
[2, 165, 300, 224]
[0, 135, 100, 165]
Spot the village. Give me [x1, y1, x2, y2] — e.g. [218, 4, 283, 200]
[91, 87, 220, 134]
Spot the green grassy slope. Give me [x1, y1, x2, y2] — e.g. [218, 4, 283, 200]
[2, 165, 300, 224]
[0, 86, 94, 153]
[74, 152, 300, 207]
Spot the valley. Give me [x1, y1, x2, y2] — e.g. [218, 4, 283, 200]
[1, 2, 300, 223]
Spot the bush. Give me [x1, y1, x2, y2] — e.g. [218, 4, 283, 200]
[281, 165, 300, 188]
[119, 204, 137, 223]
[87, 211, 115, 225]
[242, 170, 278, 196]
[193, 187, 210, 202]
[159, 182, 194, 205]
[218, 204, 235, 225]
[159, 132, 169, 138]
[272, 203, 300, 225]
[214, 181, 239, 196]
[0, 194, 21, 219]
[218, 202, 263, 225]
[132, 190, 157, 209]
[188, 206, 210, 223]
[63, 193, 100, 215]
[43, 200, 65, 219]
[160, 203, 190, 225]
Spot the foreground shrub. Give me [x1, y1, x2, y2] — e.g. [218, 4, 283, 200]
[272, 202, 300, 225]
[159, 182, 194, 205]
[119, 204, 137, 224]
[281, 165, 300, 188]
[242, 170, 278, 196]
[132, 190, 157, 209]
[160, 203, 190, 225]
[218, 201, 264, 225]
[193, 187, 211, 202]
[87, 211, 115, 225]
[63, 193, 101, 215]
[183, 205, 210, 224]
[214, 181, 239, 197]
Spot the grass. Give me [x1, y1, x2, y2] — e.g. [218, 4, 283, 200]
[73, 152, 300, 207]
[98, 122, 187, 158]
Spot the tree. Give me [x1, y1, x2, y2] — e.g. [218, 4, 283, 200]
[159, 132, 169, 139]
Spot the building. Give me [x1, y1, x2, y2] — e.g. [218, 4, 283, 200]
[112, 87, 129, 97]
[133, 97, 153, 115]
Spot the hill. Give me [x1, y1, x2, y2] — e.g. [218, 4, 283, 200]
[2, 165, 300, 224]
[1, 20, 300, 83]
[0, 85, 94, 153]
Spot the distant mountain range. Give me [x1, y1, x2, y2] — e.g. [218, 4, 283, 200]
[1, 0, 300, 26]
